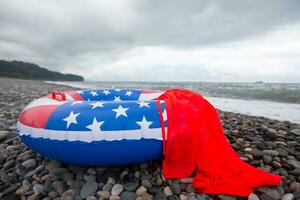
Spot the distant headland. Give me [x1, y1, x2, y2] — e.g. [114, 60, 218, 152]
[0, 60, 84, 81]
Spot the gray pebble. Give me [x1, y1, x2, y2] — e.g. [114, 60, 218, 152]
[80, 180, 98, 199]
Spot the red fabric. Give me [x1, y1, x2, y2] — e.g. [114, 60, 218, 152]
[158, 89, 282, 197]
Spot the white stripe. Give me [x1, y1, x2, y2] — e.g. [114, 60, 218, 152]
[23, 98, 65, 110]
[139, 92, 163, 101]
[22, 94, 75, 111]
[17, 122, 166, 143]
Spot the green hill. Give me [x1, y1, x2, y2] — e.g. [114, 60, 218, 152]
[0, 60, 84, 81]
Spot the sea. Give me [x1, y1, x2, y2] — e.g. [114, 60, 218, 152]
[47, 81, 300, 124]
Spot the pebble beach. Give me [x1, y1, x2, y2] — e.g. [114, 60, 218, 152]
[0, 78, 300, 200]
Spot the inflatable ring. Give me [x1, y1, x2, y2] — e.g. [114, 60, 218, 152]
[17, 89, 167, 166]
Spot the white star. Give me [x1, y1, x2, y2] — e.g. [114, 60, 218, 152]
[162, 109, 167, 121]
[136, 116, 153, 130]
[114, 96, 122, 102]
[138, 101, 150, 108]
[63, 111, 80, 128]
[102, 90, 110, 95]
[86, 117, 104, 134]
[112, 105, 129, 118]
[115, 88, 121, 92]
[125, 91, 133, 96]
[71, 101, 82, 105]
[90, 91, 98, 96]
[90, 101, 104, 109]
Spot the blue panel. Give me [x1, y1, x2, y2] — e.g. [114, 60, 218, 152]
[78, 89, 142, 101]
[20, 135, 163, 166]
[45, 101, 166, 131]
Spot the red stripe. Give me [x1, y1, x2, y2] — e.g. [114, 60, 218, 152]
[19, 105, 58, 128]
[65, 91, 84, 100]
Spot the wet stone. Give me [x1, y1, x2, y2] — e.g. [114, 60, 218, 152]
[50, 168, 69, 176]
[148, 186, 163, 194]
[52, 180, 66, 195]
[33, 184, 43, 194]
[154, 191, 167, 200]
[281, 193, 294, 200]
[80, 180, 98, 199]
[120, 191, 136, 200]
[111, 184, 124, 196]
[97, 191, 110, 200]
[21, 159, 36, 170]
[3, 160, 15, 169]
[15, 185, 29, 195]
[124, 178, 139, 192]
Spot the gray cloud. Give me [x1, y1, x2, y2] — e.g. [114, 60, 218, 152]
[0, 0, 300, 81]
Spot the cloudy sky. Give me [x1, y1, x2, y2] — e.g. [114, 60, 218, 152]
[1, 0, 300, 82]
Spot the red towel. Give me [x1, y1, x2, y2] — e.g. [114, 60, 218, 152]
[157, 89, 282, 197]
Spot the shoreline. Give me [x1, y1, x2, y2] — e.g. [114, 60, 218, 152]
[0, 77, 300, 200]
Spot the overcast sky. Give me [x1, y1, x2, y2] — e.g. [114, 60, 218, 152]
[1, 0, 300, 82]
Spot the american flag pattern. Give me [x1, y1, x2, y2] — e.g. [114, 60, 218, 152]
[17, 89, 167, 165]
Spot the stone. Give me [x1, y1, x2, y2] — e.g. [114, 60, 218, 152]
[170, 183, 181, 195]
[259, 194, 273, 200]
[290, 129, 300, 136]
[263, 150, 279, 157]
[15, 185, 30, 195]
[294, 152, 300, 161]
[256, 187, 281, 200]
[217, 194, 237, 200]
[294, 190, 300, 199]
[124, 178, 139, 192]
[250, 149, 264, 158]
[142, 180, 152, 189]
[180, 194, 188, 200]
[97, 191, 110, 200]
[84, 174, 96, 182]
[154, 191, 167, 200]
[136, 186, 147, 196]
[33, 184, 44, 194]
[155, 175, 163, 186]
[266, 128, 278, 140]
[120, 191, 136, 200]
[87, 196, 97, 200]
[87, 167, 97, 175]
[281, 193, 294, 200]
[52, 180, 66, 195]
[0, 131, 8, 141]
[43, 180, 53, 193]
[164, 186, 173, 196]
[50, 167, 69, 176]
[22, 159, 37, 170]
[263, 155, 273, 164]
[142, 192, 153, 200]
[3, 160, 15, 169]
[186, 184, 195, 193]
[27, 193, 39, 200]
[290, 182, 300, 192]
[111, 184, 124, 196]
[287, 160, 300, 169]
[272, 161, 282, 168]
[148, 187, 163, 194]
[196, 194, 210, 200]
[48, 191, 58, 199]
[62, 173, 75, 183]
[103, 183, 113, 192]
[110, 195, 121, 200]
[80, 180, 98, 199]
